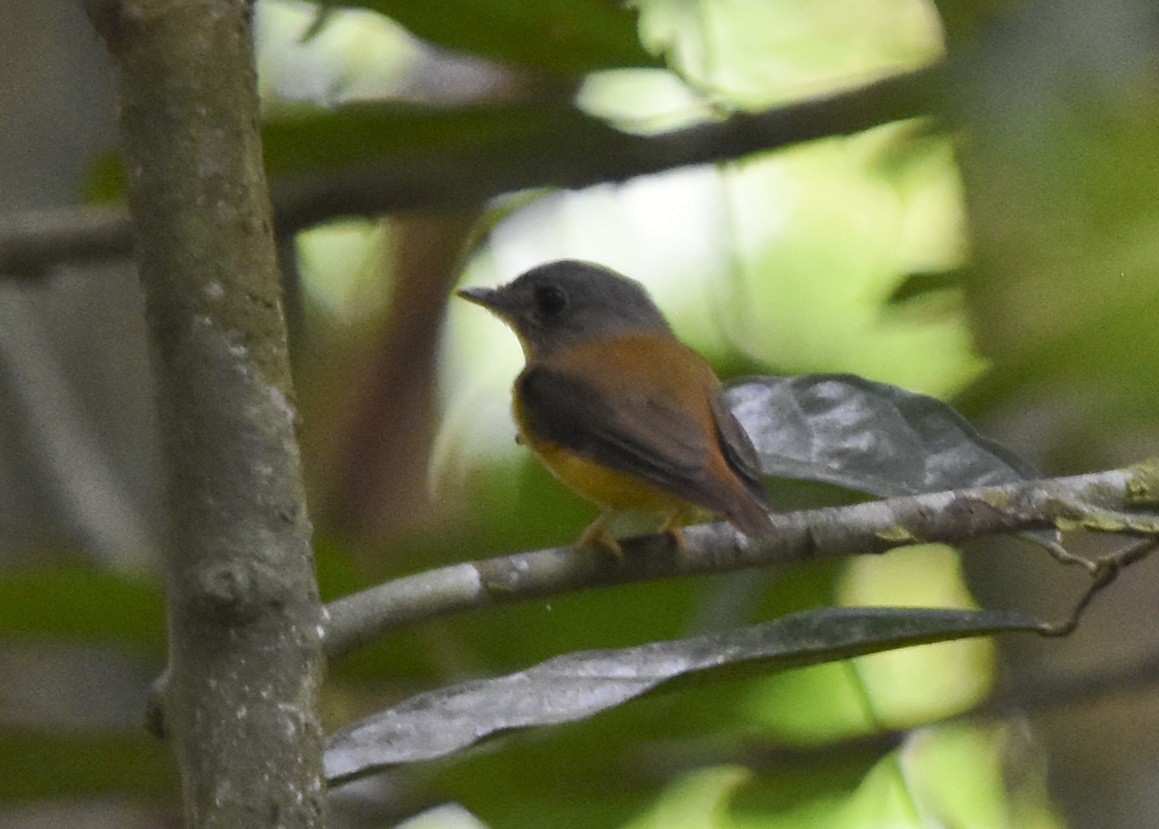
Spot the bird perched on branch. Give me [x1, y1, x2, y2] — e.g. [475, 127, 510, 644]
[458, 259, 774, 556]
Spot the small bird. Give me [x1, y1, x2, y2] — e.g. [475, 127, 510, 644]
[458, 259, 774, 555]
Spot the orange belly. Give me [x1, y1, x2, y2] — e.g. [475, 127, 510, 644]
[524, 437, 690, 514]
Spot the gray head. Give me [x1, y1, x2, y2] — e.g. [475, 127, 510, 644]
[457, 260, 673, 359]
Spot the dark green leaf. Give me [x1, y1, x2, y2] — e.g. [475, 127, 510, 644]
[262, 103, 577, 174]
[1, 729, 175, 798]
[0, 567, 165, 654]
[887, 270, 964, 306]
[87, 103, 614, 209]
[325, 605, 1040, 782]
[335, 0, 659, 77]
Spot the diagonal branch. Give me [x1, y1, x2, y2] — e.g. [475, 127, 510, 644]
[0, 65, 942, 277]
[272, 63, 942, 231]
[322, 463, 1159, 658]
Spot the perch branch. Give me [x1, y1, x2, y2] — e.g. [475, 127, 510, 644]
[323, 463, 1159, 657]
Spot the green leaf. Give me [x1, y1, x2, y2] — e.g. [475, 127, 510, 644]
[622, 766, 751, 829]
[335, 0, 659, 77]
[0, 729, 175, 798]
[261, 103, 580, 174]
[0, 567, 165, 654]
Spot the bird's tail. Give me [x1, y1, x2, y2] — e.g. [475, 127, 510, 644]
[726, 490, 775, 541]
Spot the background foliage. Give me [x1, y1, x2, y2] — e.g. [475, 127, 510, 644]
[2, 0, 1158, 826]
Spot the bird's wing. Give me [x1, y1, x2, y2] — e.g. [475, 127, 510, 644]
[517, 363, 724, 508]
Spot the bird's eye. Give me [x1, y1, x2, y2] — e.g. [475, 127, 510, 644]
[533, 283, 568, 317]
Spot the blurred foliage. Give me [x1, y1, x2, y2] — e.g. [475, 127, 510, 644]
[8, 0, 1159, 826]
[954, 2, 1159, 473]
[337, 0, 658, 77]
[0, 567, 164, 654]
[0, 730, 175, 800]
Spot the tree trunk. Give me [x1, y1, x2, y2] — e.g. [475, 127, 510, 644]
[83, 1, 328, 824]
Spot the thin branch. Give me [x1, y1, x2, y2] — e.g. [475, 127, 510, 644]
[0, 65, 942, 277]
[323, 464, 1159, 658]
[1039, 536, 1159, 636]
[0, 289, 154, 562]
[0, 204, 134, 278]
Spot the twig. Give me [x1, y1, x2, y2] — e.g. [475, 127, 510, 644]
[0, 204, 134, 278]
[0, 289, 154, 561]
[1039, 537, 1158, 636]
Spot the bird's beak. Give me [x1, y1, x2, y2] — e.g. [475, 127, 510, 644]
[457, 284, 534, 357]
[456, 286, 501, 310]
[457, 286, 520, 324]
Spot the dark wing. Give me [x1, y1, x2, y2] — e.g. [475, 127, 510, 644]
[710, 391, 775, 538]
[517, 365, 722, 508]
[710, 392, 767, 503]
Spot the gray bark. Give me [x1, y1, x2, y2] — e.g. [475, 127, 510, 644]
[83, 1, 328, 825]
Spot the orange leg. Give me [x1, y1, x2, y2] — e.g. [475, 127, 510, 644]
[660, 508, 690, 554]
[578, 512, 624, 562]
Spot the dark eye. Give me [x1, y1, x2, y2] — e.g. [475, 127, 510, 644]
[533, 283, 568, 318]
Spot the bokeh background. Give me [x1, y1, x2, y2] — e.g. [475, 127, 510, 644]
[2, 0, 1159, 826]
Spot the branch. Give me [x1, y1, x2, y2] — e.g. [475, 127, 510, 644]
[0, 65, 942, 277]
[322, 464, 1159, 658]
[272, 64, 941, 231]
[0, 203, 133, 278]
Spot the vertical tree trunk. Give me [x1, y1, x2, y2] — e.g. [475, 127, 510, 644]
[83, 1, 327, 825]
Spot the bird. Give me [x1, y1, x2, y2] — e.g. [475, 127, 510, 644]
[457, 259, 774, 556]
